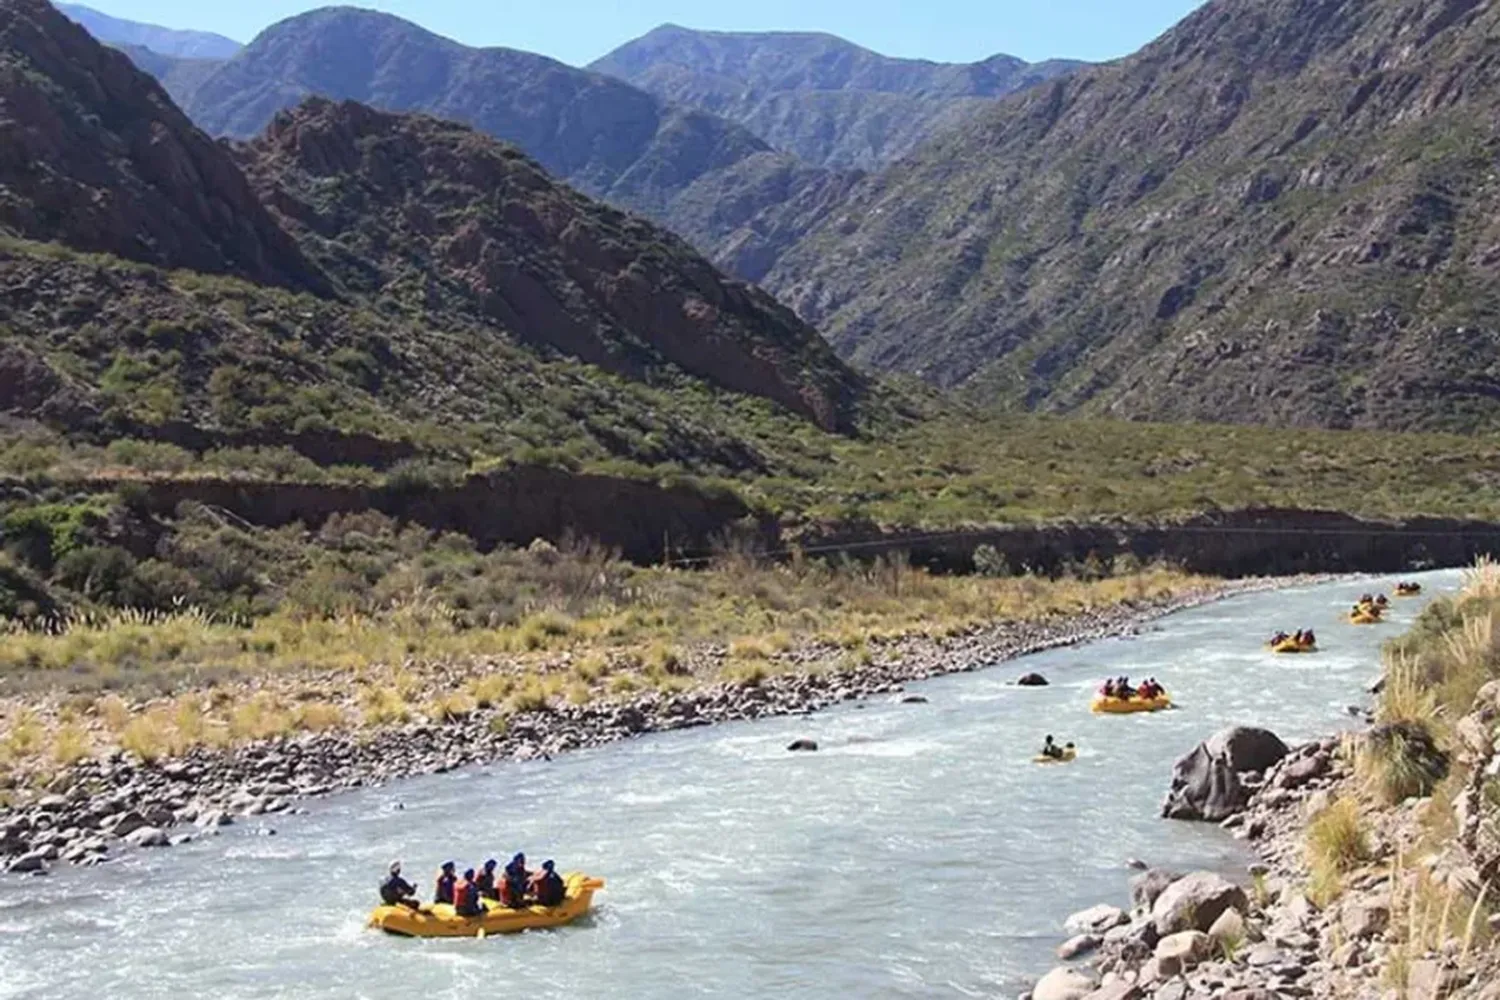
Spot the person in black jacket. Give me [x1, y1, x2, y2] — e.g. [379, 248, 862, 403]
[531, 860, 565, 907]
[434, 861, 457, 906]
[379, 861, 419, 909]
[476, 859, 500, 901]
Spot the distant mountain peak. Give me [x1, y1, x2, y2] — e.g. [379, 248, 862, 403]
[55, 2, 241, 59]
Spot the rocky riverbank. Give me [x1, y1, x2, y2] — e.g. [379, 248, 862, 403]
[1032, 711, 1500, 1000]
[0, 575, 1306, 875]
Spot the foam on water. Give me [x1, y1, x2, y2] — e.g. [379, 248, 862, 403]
[0, 570, 1463, 998]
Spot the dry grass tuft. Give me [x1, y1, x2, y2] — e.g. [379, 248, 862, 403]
[1306, 797, 1369, 906]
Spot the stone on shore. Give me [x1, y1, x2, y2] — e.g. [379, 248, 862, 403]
[1154, 930, 1212, 976]
[1162, 726, 1287, 822]
[1205, 727, 1290, 774]
[1058, 934, 1102, 960]
[1065, 903, 1129, 934]
[124, 826, 170, 848]
[1152, 872, 1249, 937]
[1130, 869, 1182, 909]
[1033, 966, 1100, 1000]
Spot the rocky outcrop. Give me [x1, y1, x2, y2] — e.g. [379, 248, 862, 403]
[1163, 727, 1288, 821]
[1151, 873, 1249, 936]
[0, 0, 323, 292]
[243, 98, 865, 431]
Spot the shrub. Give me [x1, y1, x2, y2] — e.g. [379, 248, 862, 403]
[51, 723, 91, 766]
[1359, 721, 1450, 805]
[1306, 797, 1369, 905]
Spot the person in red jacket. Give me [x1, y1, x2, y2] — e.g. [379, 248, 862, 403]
[530, 860, 566, 907]
[454, 868, 483, 917]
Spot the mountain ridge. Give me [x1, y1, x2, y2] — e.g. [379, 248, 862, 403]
[55, 2, 241, 59]
[766, 0, 1500, 433]
[590, 23, 1083, 170]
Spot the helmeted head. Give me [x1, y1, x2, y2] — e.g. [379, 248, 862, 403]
[441, 861, 455, 873]
[463, 868, 475, 880]
[484, 859, 497, 871]
[542, 860, 555, 872]
[390, 861, 401, 875]
[513, 852, 526, 865]
[1045, 734, 1054, 742]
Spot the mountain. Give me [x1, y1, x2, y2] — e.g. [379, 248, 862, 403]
[56, 2, 241, 59]
[0, 0, 868, 479]
[591, 24, 1083, 170]
[0, 0, 322, 291]
[112, 43, 227, 106]
[175, 7, 849, 279]
[768, 0, 1500, 433]
[242, 98, 862, 429]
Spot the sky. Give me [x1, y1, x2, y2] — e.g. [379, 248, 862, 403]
[73, 0, 1209, 66]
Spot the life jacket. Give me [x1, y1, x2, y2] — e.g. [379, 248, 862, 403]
[435, 873, 455, 905]
[454, 878, 479, 914]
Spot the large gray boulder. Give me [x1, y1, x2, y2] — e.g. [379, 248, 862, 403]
[1152, 872, 1249, 937]
[1161, 744, 1249, 821]
[1205, 727, 1290, 774]
[1162, 727, 1287, 821]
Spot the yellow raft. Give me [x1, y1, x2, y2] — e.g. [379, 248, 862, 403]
[369, 873, 604, 938]
[1270, 638, 1316, 654]
[1090, 694, 1172, 715]
[1395, 584, 1422, 597]
[1349, 610, 1383, 625]
[1033, 746, 1078, 764]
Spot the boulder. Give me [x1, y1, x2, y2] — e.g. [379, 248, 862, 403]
[1152, 872, 1249, 937]
[1018, 673, 1050, 687]
[105, 811, 148, 839]
[786, 739, 818, 752]
[194, 810, 232, 829]
[1104, 918, 1160, 953]
[1205, 727, 1289, 774]
[1154, 931, 1212, 976]
[1033, 967, 1100, 1000]
[1161, 745, 1248, 821]
[1130, 869, 1183, 909]
[1276, 754, 1329, 789]
[1207, 907, 1246, 947]
[1339, 900, 1389, 940]
[901, 695, 929, 704]
[1058, 934, 1102, 960]
[6, 849, 50, 874]
[1065, 903, 1128, 934]
[124, 826, 169, 848]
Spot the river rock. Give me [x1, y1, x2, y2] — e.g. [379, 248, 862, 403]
[105, 811, 148, 839]
[1161, 744, 1249, 821]
[1154, 931, 1212, 976]
[1152, 872, 1249, 936]
[1058, 934, 1102, 960]
[1081, 982, 1141, 1000]
[900, 695, 929, 704]
[1207, 907, 1246, 947]
[1275, 754, 1328, 790]
[1066, 904, 1129, 934]
[1033, 966, 1100, 1000]
[1204, 727, 1289, 774]
[1018, 673, 1050, 687]
[786, 739, 818, 752]
[124, 826, 169, 848]
[1130, 869, 1182, 909]
[6, 849, 50, 873]
[35, 795, 68, 814]
[195, 810, 232, 829]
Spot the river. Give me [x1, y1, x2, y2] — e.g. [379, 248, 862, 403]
[0, 569, 1463, 999]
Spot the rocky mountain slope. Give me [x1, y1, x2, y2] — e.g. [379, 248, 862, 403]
[242, 98, 862, 429]
[591, 24, 1082, 170]
[768, 0, 1500, 433]
[169, 7, 849, 279]
[0, 0, 321, 291]
[0, 0, 869, 475]
[56, 2, 241, 59]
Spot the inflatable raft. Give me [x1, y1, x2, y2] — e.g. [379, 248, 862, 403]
[1348, 611, 1383, 625]
[1033, 746, 1078, 764]
[369, 873, 604, 938]
[1090, 694, 1172, 715]
[1395, 583, 1422, 597]
[1270, 638, 1316, 653]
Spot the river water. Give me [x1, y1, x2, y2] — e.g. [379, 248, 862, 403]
[0, 570, 1462, 999]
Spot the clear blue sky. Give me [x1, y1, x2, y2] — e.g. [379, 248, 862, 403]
[74, 0, 1209, 65]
